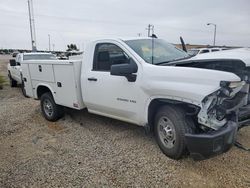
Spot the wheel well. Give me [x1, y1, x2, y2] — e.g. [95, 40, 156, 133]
[37, 86, 51, 99]
[147, 99, 200, 131]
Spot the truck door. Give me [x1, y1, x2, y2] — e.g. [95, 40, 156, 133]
[83, 42, 143, 124]
[12, 54, 21, 82]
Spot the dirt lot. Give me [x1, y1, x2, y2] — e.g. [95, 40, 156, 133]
[0, 55, 249, 187]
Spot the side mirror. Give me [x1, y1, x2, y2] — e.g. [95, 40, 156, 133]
[9, 59, 16, 66]
[110, 58, 138, 82]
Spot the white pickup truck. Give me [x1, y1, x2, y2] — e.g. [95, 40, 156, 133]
[21, 38, 246, 160]
[8, 52, 57, 87]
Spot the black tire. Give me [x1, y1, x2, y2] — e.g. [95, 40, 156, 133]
[20, 74, 29, 98]
[8, 72, 17, 87]
[40, 92, 64, 121]
[21, 81, 29, 98]
[154, 105, 193, 160]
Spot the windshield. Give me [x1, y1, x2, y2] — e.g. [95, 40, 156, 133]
[125, 39, 189, 65]
[23, 54, 57, 60]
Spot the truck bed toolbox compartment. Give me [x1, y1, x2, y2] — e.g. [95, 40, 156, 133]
[23, 60, 85, 110]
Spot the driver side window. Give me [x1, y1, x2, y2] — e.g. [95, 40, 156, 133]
[93, 43, 129, 72]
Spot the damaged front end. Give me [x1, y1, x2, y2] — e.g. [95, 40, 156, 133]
[185, 81, 246, 160]
[173, 59, 250, 126]
[198, 80, 246, 130]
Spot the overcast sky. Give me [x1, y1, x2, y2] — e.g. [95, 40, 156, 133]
[0, 0, 249, 51]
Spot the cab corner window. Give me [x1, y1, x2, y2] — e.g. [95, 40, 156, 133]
[93, 43, 129, 71]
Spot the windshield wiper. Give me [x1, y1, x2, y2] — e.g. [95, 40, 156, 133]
[172, 55, 195, 61]
[155, 55, 195, 65]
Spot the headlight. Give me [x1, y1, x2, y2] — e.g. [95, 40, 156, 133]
[220, 81, 245, 89]
[228, 81, 245, 89]
[220, 81, 245, 97]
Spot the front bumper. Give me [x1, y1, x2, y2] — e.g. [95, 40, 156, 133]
[185, 121, 238, 161]
[239, 104, 250, 127]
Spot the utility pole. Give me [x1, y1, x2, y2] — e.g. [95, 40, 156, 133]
[48, 34, 51, 51]
[28, 0, 37, 51]
[52, 44, 55, 52]
[151, 25, 154, 36]
[146, 24, 154, 37]
[207, 23, 217, 46]
[213, 25, 217, 46]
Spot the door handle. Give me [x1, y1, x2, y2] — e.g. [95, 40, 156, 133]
[88, 77, 97, 81]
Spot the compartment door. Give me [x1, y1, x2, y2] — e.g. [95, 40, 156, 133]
[29, 64, 55, 82]
[53, 65, 78, 108]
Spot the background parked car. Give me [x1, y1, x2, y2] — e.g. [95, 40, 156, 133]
[8, 52, 57, 96]
[188, 47, 229, 56]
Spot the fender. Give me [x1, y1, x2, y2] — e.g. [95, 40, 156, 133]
[35, 83, 56, 99]
[142, 95, 202, 126]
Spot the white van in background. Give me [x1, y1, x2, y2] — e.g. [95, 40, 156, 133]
[188, 47, 229, 56]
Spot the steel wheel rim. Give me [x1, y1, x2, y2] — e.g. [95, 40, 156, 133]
[43, 99, 53, 117]
[157, 116, 176, 149]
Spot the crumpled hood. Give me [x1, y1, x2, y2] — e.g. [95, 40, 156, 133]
[142, 64, 241, 106]
[192, 48, 250, 66]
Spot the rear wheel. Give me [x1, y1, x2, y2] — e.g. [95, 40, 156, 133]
[20, 75, 29, 98]
[21, 81, 29, 98]
[8, 72, 17, 87]
[40, 92, 64, 121]
[154, 105, 193, 159]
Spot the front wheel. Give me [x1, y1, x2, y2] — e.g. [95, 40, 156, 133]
[40, 92, 64, 121]
[8, 72, 17, 87]
[154, 105, 193, 159]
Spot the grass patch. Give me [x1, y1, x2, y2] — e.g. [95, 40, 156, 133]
[0, 74, 6, 89]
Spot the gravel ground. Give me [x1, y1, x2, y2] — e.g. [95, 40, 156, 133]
[0, 55, 249, 187]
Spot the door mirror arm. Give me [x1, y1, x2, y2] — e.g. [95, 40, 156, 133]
[124, 74, 137, 82]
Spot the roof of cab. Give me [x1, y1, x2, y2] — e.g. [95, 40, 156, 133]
[89, 37, 153, 43]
